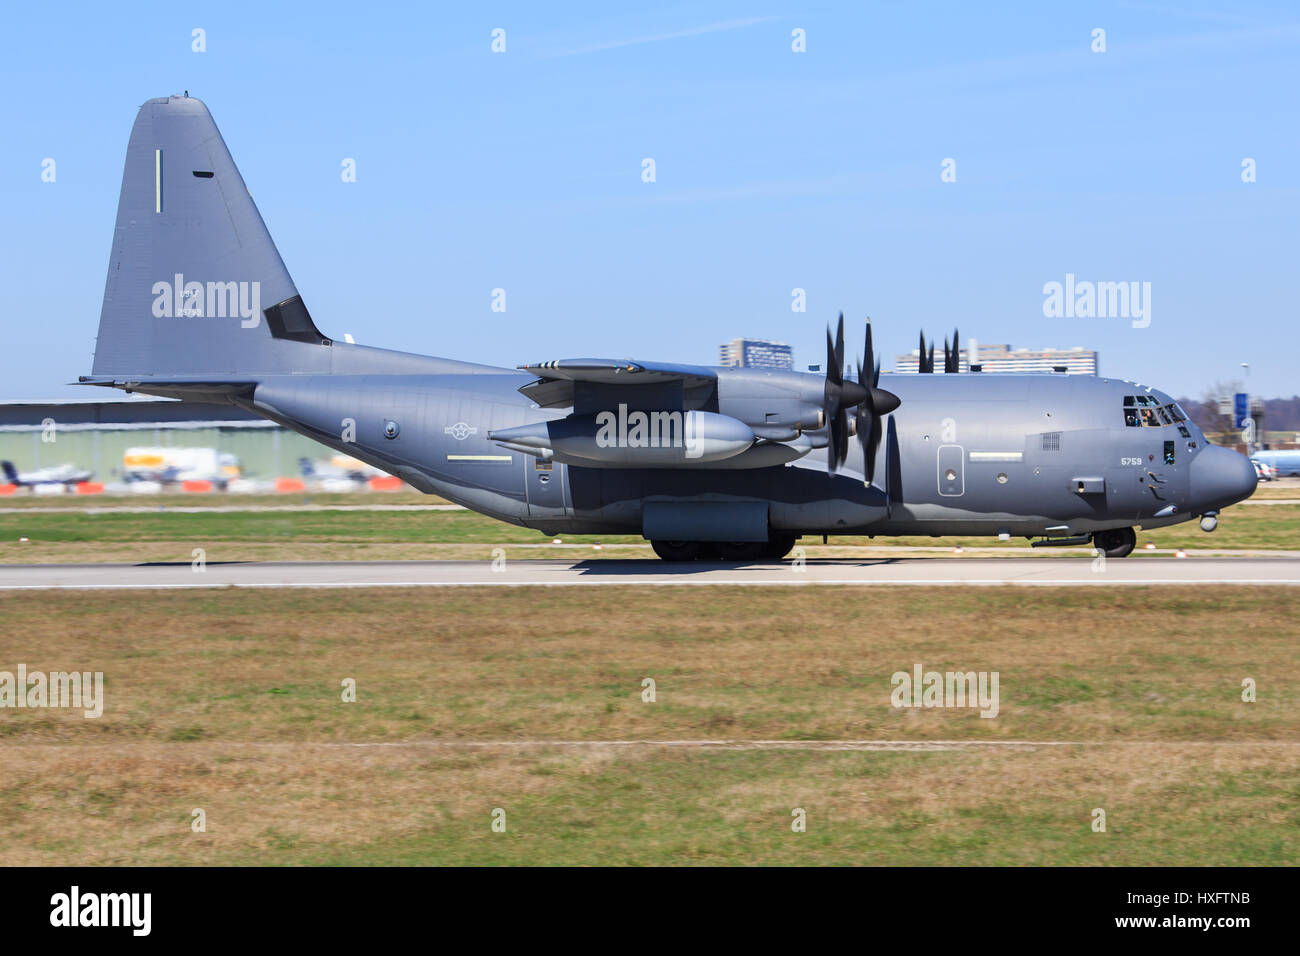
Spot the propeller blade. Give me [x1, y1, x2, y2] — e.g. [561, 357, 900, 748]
[864, 320, 876, 389]
[855, 326, 898, 483]
[826, 313, 845, 385]
[884, 415, 902, 515]
[866, 410, 882, 483]
[828, 410, 849, 472]
[834, 312, 845, 380]
[952, 329, 960, 372]
[825, 326, 840, 386]
[917, 331, 930, 373]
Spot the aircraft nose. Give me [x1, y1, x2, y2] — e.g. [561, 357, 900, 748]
[1191, 444, 1257, 510]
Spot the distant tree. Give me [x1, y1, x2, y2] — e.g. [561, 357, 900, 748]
[1179, 382, 1240, 443]
[1177, 391, 1300, 445]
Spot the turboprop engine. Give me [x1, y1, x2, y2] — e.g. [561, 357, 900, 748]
[489, 407, 756, 466]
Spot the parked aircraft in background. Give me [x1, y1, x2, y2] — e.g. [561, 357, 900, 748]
[1, 460, 94, 489]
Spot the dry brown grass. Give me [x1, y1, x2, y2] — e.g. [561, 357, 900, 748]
[0, 741, 1293, 865]
[0, 586, 1295, 864]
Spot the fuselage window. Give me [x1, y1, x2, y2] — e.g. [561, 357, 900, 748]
[1164, 441, 1175, 465]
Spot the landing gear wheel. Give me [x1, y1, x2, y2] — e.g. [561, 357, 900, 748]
[1093, 526, 1136, 558]
[763, 534, 798, 560]
[714, 541, 767, 562]
[650, 540, 702, 562]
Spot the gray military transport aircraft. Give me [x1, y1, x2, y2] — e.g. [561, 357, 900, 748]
[79, 95, 1257, 560]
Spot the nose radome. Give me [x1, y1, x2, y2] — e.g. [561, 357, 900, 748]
[1191, 445, 1257, 510]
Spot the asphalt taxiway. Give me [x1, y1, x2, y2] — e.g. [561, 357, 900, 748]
[0, 556, 1297, 590]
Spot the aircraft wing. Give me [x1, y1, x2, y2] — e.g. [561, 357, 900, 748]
[517, 359, 717, 409]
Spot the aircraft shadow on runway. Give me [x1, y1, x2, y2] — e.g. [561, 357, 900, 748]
[569, 558, 903, 575]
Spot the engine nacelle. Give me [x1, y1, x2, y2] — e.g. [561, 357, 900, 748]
[490, 408, 755, 465]
[714, 367, 826, 432]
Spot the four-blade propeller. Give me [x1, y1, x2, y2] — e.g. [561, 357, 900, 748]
[853, 319, 900, 483]
[823, 312, 869, 472]
[822, 314, 901, 479]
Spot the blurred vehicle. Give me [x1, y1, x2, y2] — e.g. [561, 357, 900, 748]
[1251, 449, 1300, 477]
[123, 447, 240, 489]
[299, 454, 390, 491]
[2, 460, 93, 489]
[1251, 459, 1278, 482]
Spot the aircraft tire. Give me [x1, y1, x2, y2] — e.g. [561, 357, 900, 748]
[714, 541, 767, 562]
[651, 540, 703, 561]
[763, 534, 798, 560]
[1093, 526, 1136, 558]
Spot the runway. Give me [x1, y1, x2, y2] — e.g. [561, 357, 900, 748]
[1, 556, 1298, 589]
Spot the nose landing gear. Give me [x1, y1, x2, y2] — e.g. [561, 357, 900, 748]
[1092, 526, 1137, 558]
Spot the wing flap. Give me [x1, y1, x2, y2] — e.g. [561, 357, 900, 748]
[517, 359, 717, 410]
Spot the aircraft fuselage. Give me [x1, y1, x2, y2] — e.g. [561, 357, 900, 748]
[242, 353, 1253, 542]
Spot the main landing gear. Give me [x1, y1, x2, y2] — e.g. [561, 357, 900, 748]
[1092, 526, 1136, 558]
[650, 535, 799, 562]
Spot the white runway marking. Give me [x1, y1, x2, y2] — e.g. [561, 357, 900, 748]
[5, 739, 1294, 753]
[0, 503, 465, 514]
[1, 557, 1299, 590]
[330, 738, 1300, 752]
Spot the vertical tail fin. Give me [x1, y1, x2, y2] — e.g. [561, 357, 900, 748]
[89, 95, 330, 385]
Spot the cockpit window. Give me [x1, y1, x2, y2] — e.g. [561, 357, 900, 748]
[1123, 397, 1188, 429]
[1123, 399, 1143, 426]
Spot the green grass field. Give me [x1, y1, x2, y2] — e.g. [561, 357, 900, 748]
[2, 485, 1297, 864]
[0, 586, 1295, 865]
[1, 497, 1297, 564]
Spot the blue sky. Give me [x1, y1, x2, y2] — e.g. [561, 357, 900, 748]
[2, 1, 1297, 400]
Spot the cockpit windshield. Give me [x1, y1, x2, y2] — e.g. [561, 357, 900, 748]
[1123, 395, 1192, 431]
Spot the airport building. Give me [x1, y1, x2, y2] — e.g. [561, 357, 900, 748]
[719, 338, 794, 369]
[893, 338, 1099, 375]
[0, 399, 336, 488]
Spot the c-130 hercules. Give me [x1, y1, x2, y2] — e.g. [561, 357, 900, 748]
[81, 96, 1257, 560]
